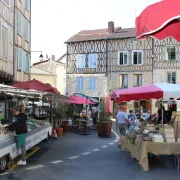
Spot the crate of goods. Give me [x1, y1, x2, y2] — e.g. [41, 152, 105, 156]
[163, 126, 175, 142]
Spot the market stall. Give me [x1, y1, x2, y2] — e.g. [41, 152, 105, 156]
[111, 83, 180, 171]
[67, 93, 99, 134]
[0, 85, 52, 173]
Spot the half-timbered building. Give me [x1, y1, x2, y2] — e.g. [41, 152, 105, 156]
[65, 21, 153, 109]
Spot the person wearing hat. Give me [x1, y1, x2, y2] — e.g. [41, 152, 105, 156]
[116, 105, 131, 148]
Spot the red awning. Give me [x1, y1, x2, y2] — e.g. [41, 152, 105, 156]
[136, 0, 180, 41]
[11, 79, 60, 94]
[111, 83, 180, 103]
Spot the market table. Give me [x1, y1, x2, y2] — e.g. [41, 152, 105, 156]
[122, 137, 180, 171]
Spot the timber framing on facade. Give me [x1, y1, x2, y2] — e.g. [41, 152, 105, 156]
[153, 37, 180, 69]
[65, 21, 153, 75]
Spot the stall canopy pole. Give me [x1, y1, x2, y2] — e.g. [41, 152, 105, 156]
[161, 98, 164, 125]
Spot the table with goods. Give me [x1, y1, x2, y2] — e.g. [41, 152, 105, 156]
[122, 111, 180, 171]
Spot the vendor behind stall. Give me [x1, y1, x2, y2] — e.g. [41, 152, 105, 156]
[157, 104, 166, 124]
[6, 105, 27, 166]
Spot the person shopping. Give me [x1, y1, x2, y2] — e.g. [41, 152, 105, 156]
[116, 105, 131, 148]
[6, 105, 27, 165]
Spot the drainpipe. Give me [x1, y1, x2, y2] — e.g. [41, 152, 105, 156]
[105, 40, 110, 96]
[13, 0, 16, 82]
[29, 0, 32, 80]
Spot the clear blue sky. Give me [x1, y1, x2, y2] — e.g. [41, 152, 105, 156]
[31, 0, 160, 63]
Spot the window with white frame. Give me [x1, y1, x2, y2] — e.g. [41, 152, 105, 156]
[25, 0, 30, 11]
[2, 0, 9, 6]
[88, 77, 96, 91]
[25, 19, 30, 41]
[118, 51, 128, 65]
[119, 74, 128, 88]
[88, 54, 98, 68]
[133, 74, 143, 87]
[132, 50, 143, 65]
[76, 77, 84, 91]
[1, 25, 8, 59]
[165, 46, 176, 61]
[76, 54, 86, 68]
[168, 72, 176, 84]
[18, 11, 22, 35]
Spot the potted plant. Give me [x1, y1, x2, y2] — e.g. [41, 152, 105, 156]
[96, 100, 112, 138]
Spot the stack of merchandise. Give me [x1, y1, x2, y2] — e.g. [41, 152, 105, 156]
[146, 124, 156, 132]
[149, 134, 164, 142]
[163, 125, 175, 142]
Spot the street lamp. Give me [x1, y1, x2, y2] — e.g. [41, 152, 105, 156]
[39, 54, 43, 61]
[31, 51, 43, 61]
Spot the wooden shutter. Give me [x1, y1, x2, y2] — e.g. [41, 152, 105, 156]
[23, 50, 26, 72]
[76, 78, 79, 90]
[92, 77, 96, 90]
[80, 77, 84, 91]
[18, 11, 22, 35]
[25, 20, 29, 41]
[2, 26, 6, 58]
[26, 54, 30, 73]
[25, 0, 30, 10]
[18, 48, 23, 70]
[88, 77, 91, 91]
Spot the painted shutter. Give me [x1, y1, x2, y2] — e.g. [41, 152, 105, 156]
[76, 78, 79, 90]
[25, 0, 30, 10]
[139, 75, 143, 86]
[18, 48, 23, 70]
[80, 77, 84, 91]
[81, 55, 85, 68]
[88, 55, 92, 68]
[18, 11, 22, 35]
[92, 78, 96, 90]
[26, 54, 30, 73]
[23, 50, 26, 72]
[2, 26, 6, 58]
[88, 77, 91, 91]
[165, 47, 169, 60]
[133, 75, 137, 87]
[25, 20, 29, 41]
[88, 54, 97, 68]
[124, 75, 128, 88]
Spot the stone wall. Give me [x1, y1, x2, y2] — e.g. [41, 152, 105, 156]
[66, 74, 107, 97]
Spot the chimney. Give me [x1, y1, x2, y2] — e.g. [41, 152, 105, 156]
[108, 21, 114, 33]
[51, 55, 55, 61]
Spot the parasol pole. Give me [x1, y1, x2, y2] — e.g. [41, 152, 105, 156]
[161, 98, 164, 125]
